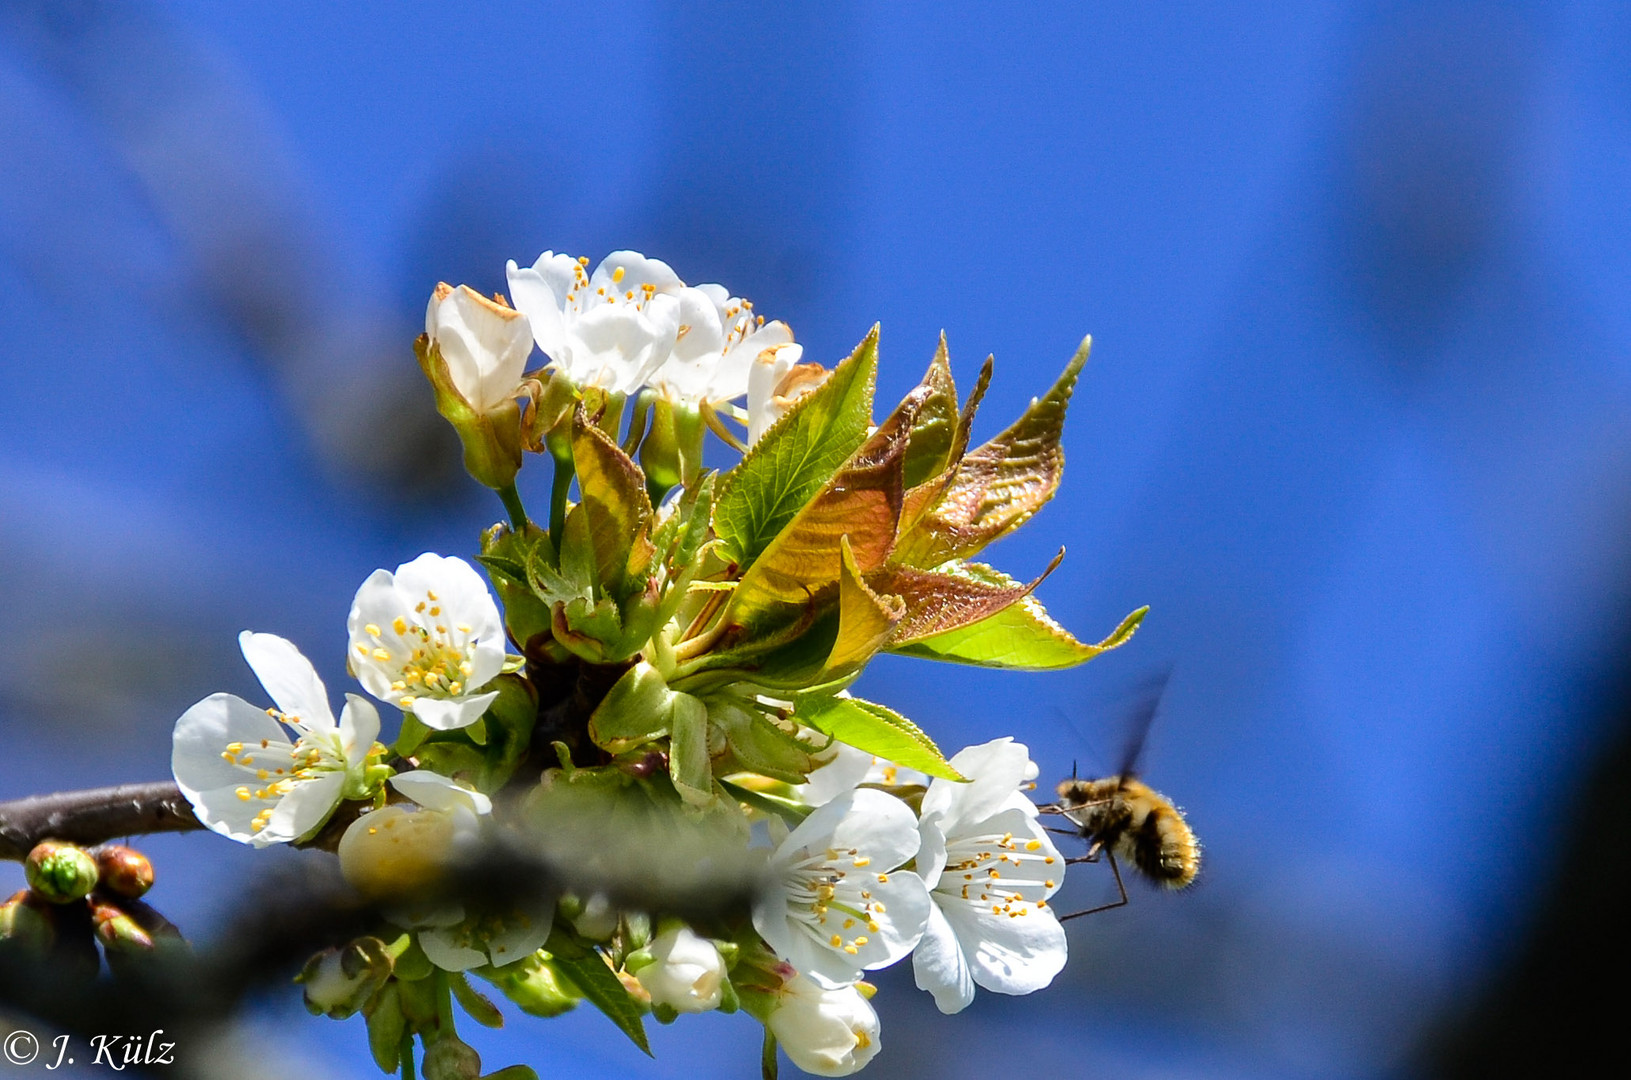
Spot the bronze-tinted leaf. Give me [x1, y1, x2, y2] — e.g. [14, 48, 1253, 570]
[894, 338, 1088, 567]
[570, 405, 655, 597]
[871, 549, 1062, 646]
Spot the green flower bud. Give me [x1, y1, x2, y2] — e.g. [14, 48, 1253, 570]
[296, 937, 394, 1019]
[422, 1034, 482, 1080]
[95, 845, 154, 899]
[90, 898, 154, 953]
[25, 841, 99, 904]
[0, 889, 55, 952]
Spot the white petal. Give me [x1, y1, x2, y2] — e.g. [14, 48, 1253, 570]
[346, 569, 403, 702]
[171, 693, 298, 844]
[339, 694, 381, 758]
[590, 250, 683, 294]
[484, 902, 554, 967]
[255, 771, 345, 847]
[825, 789, 922, 871]
[419, 927, 489, 972]
[916, 816, 949, 892]
[238, 631, 334, 732]
[411, 692, 497, 732]
[389, 770, 492, 816]
[941, 895, 1067, 997]
[393, 554, 501, 636]
[506, 257, 571, 367]
[919, 738, 1032, 832]
[912, 901, 976, 1014]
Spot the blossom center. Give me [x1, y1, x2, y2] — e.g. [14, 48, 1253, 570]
[355, 596, 479, 709]
[785, 846, 888, 956]
[939, 829, 1056, 918]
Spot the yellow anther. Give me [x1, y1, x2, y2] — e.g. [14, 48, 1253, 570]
[876, 873, 889, 883]
[393, 616, 408, 635]
[226, 742, 244, 753]
[355, 644, 369, 656]
[457, 623, 472, 634]
[236, 787, 251, 801]
[400, 696, 417, 709]
[448, 682, 462, 694]
[221, 751, 235, 762]
[612, 266, 626, 283]
[830, 934, 842, 948]
[873, 903, 885, 913]
[429, 606, 441, 617]
[1044, 880, 1055, 889]
[257, 769, 269, 781]
[427, 590, 438, 601]
[1026, 839, 1043, 851]
[1044, 856, 1056, 865]
[853, 936, 868, 946]
[852, 856, 871, 867]
[844, 945, 859, 955]
[373, 648, 391, 662]
[415, 601, 426, 613]
[867, 921, 880, 932]
[365, 623, 381, 637]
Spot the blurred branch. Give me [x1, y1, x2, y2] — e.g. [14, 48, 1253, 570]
[0, 781, 199, 861]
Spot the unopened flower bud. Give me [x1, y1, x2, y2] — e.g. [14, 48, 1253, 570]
[337, 805, 460, 898]
[766, 974, 881, 1077]
[420, 284, 531, 491]
[25, 841, 99, 904]
[567, 893, 619, 942]
[633, 924, 725, 1015]
[0, 889, 55, 951]
[297, 937, 393, 1019]
[421, 1033, 482, 1080]
[90, 898, 154, 953]
[95, 845, 154, 899]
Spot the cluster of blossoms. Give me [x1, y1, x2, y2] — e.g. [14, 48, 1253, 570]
[164, 250, 1146, 1079]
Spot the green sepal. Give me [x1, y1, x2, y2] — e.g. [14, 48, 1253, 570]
[545, 927, 653, 1055]
[707, 700, 820, 784]
[668, 690, 713, 807]
[793, 694, 963, 782]
[714, 327, 879, 571]
[587, 661, 676, 753]
[450, 971, 505, 1029]
[475, 952, 580, 1019]
[363, 981, 405, 1073]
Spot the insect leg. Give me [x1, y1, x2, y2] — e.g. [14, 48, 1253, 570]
[1060, 851, 1129, 920]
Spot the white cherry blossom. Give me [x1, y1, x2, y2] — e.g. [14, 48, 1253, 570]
[172, 632, 384, 847]
[506, 250, 684, 394]
[425, 283, 533, 413]
[348, 552, 506, 731]
[648, 283, 797, 408]
[911, 738, 1067, 1014]
[753, 787, 931, 989]
[766, 974, 881, 1077]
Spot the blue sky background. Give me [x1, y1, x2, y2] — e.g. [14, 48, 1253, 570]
[4, 2, 1630, 1077]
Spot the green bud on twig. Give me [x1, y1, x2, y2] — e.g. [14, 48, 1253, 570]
[95, 845, 154, 899]
[25, 841, 99, 904]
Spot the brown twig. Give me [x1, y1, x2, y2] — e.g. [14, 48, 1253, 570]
[0, 781, 201, 861]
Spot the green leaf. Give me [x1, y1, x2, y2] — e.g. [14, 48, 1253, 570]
[571, 406, 656, 598]
[546, 929, 653, 1056]
[895, 337, 1089, 567]
[794, 694, 963, 781]
[872, 550, 1061, 646]
[892, 561, 1147, 669]
[714, 327, 879, 570]
[900, 334, 960, 490]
